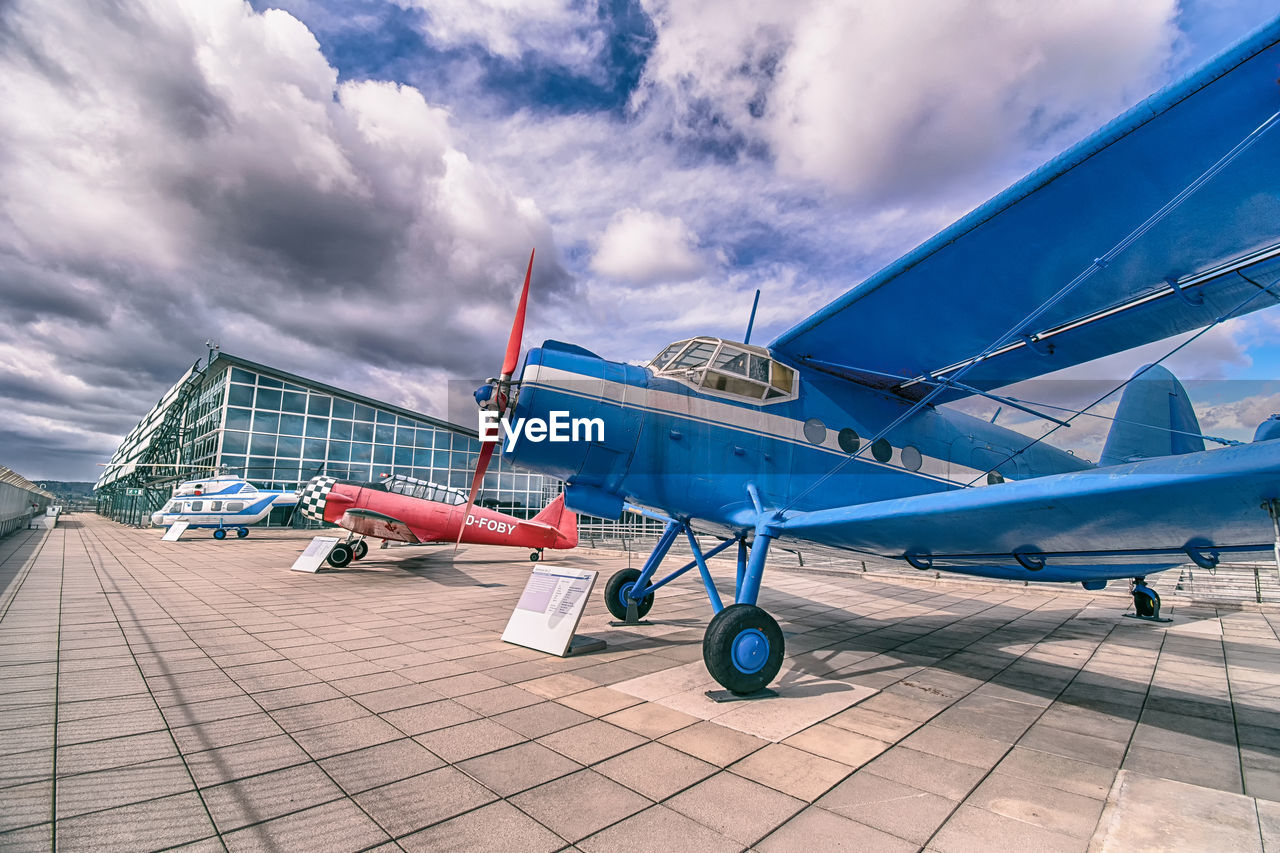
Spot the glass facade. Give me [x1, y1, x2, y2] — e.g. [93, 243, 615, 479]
[101, 352, 557, 524]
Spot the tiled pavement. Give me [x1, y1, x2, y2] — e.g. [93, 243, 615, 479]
[1, 515, 1278, 852]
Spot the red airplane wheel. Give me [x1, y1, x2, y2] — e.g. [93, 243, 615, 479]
[327, 543, 353, 568]
[351, 540, 368, 561]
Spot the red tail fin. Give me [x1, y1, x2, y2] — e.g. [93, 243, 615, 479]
[530, 493, 577, 548]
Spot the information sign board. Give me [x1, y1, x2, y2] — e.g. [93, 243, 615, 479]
[290, 536, 341, 573]
[161, 521, 189, 542]
[502, 567, 598, 656]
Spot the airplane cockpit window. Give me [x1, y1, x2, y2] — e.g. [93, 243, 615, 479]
[651, 341, 690, 370]
[648, 337, 798, 403]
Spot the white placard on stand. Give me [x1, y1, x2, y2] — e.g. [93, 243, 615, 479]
[161, 521, 190, 542]
[291, 536, 341, 573]
[502, 567, 600, 656]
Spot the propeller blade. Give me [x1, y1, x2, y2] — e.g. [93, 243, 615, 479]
[500, 249, 535, 381]
[459, 248, 535, 548]
[456, 440, 497, 548]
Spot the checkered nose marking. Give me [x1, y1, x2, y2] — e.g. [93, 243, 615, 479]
[298, 476, 336, 521]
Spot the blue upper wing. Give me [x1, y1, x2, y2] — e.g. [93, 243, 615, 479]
[771, 17, 1280, 400]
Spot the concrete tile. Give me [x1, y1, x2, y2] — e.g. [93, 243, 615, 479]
[352, 683, 444, 713]
[318, 737, 444, 795]
[185, 734, 310, 787]
[784, 723, 890, 769]
[55, 707, 168, 746]
[930, 803, 1086, 853]
[666, 770, 804, 846]
[1122, 745, 1244, 794]
[0, 823, 52, 853]
[1091, 770, 1264, 853]
[170, 713, 286, 754]
[426, 672, 507, 698]
[520, 672, 600, 700]
[221, 797, 389, 853]
[414, 718, 525, 763]
[817, 771, 956, 845]
[492, 700, 591, 739]
[659, 720, 767, 766]
[1257, 797, 1278, 851]
[458, 741, 582, 796]
[354, 766, 497, 837]
[202, 764, 345, 831]
[55, 757, 194, 819]
[290, 714, 403, 760]
[511, 770, 651, 843]
[0, 779, 51, 833]
[732, 742, 853, 802]
[756, 804, 917, 853]
[578, 804, 741, 853]
[825, 704, 921, 743]
[595, 742, 717, 801]
[557, 686, 643, 717]
[381, 698, 481, 736]
[536, 720, 648, 766]
[399, 800, 566, 853]
[602, 702, 699, 739]
[899, 725, 1009, 769]
[995, 746, 1116, 800]
[862, 747, 988, 800]
[968, 772, 1104, 839]
[55, 730, 178, 775]
[55, 792, 215, 852]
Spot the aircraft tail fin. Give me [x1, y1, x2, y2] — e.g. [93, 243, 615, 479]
[530, 493, 578, 547]
[1099, 364, 1205, 466]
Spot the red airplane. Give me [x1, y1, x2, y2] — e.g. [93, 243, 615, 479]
[296, 473, 577, 568]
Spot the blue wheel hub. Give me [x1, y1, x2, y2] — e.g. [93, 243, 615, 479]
[619, 582, 638, 607]
[731, 628, 769, 674]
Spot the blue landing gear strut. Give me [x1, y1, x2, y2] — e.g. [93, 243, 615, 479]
[604, 518, 784, 694]
[1126, 577, 1171, 623]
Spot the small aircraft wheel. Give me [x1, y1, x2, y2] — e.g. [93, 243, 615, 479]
[604, 568, 653, 621]
[703, 604, 785, 695]
[236, 527, 249, 539]
[1133, 586, 1160, 618]
[213, 528, 227, 541]
[529, 550, 542, 562]
[327, 543, 354, 568]
[351, 540, 368, 561]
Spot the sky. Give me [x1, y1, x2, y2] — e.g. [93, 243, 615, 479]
[1, 0, 1278, 480]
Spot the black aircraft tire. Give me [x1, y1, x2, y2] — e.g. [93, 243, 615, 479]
[351, 540, 368, 561]
[1133, 589, 1159, 618]
[213, 528, 226, 540]
[604, 568, 654, 621]
[703, 604, 785, 695]
[237, 527, 249, 538]
[327, 543, 354, 568]
[529, 551, 541, 562]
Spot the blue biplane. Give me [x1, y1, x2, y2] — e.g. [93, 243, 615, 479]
[468, 17, 1280, 694]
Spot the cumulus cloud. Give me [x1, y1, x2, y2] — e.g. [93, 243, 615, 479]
[590, 208, 711, 283]
[0, 0, 567, 478]
[637, 0, 1179, 200]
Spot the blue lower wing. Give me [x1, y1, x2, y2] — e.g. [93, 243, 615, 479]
[777, 441, 1280, 581]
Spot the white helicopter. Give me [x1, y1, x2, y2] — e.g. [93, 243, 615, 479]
[148, 473, 299, 539]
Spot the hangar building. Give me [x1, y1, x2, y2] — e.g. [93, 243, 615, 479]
[96, 351, 557, 528]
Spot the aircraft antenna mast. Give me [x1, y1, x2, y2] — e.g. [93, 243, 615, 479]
[743, 290, 761, 345]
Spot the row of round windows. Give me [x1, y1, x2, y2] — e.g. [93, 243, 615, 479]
[801, 418, 924, 472]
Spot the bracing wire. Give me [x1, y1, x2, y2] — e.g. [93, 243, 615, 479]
[963, 269, 1280, 486]
[779, 106, 1280, 515]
